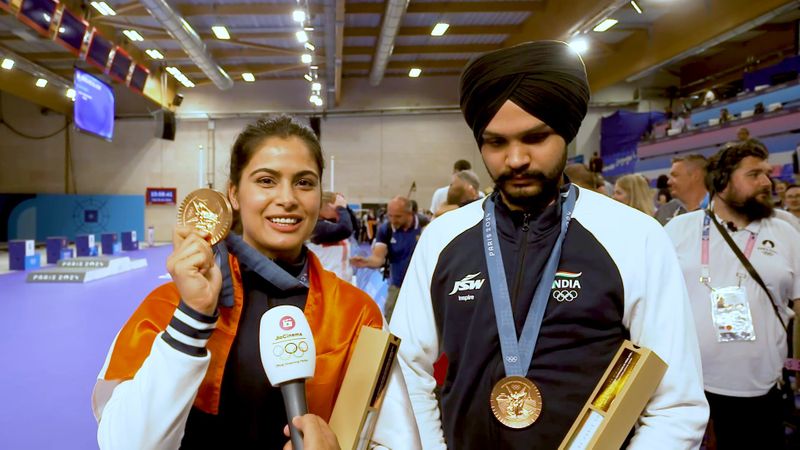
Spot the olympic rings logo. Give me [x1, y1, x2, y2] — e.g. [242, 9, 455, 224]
[272, 340, 310, 360]
[552, 290, 579, 302]
[506, 356, 519, 363]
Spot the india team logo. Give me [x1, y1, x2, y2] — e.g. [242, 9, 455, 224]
[551, 271, 582, 302]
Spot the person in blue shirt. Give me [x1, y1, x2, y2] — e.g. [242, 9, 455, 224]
[351, 196, 421, 320]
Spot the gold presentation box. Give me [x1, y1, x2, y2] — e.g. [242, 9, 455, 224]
[329, 326, 401, 450]
[559, 340, 667, 450]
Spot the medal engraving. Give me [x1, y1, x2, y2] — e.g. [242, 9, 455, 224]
[490, 376, 542, 429]
[177, 189, 233, 245]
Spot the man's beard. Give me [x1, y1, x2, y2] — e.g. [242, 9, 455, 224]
[721, 185, 774, 222]
[492, 155, 566, 211]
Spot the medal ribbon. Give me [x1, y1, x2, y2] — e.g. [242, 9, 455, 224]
[214, 233, 309, 307]
[483, 184, 577, 377]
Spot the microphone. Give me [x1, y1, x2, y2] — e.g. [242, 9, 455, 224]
[260, 305, 316, 450]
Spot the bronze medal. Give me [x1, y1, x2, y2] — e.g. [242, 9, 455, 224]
[177, 189, 233, 246]
[490, 376, 542, 429]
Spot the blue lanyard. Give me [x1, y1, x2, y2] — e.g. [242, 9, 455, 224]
[482, 185, 577, 377]
[214, 233, 309, 307]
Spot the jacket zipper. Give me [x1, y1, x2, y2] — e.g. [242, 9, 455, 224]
[511, 213, 530, 313]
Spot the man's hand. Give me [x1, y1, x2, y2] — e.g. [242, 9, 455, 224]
[283, 414, 341, 450]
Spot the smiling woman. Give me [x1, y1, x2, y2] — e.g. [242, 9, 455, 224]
[92, 115, 421, 450]
[227, 116, 324, 262]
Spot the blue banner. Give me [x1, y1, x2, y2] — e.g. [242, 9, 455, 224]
[6, 194, 144, 242]
[601, 110, 665, 178]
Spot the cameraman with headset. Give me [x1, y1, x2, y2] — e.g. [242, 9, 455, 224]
[665, 141, 800, 449]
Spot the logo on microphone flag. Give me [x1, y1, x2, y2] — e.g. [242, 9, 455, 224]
[280, 316, 296, 330]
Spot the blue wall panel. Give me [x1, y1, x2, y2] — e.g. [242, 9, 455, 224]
[4, 194, 144, 242]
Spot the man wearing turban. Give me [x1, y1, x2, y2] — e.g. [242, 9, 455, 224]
[388, 41, 708, 449]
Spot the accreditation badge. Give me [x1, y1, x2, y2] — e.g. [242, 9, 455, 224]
[710, 286, 756, 342]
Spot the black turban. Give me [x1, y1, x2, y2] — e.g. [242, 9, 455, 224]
[459, 40, 590, 147]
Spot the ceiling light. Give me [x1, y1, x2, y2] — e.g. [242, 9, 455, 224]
[568, 37, 589, 54]
[211, 25, 230, 40]
[166, 66, 195, 88]
[293, 10, 306, 22]
[1, 58, 13, 70]
[311, 81, 321, 91]
[296, 31, 308, 43]
[66, 88, 76, 100]
[309, 94, 320, 103]
[593, 18, 618, 32]
[242, 72, 255, 82]
[35, 78, 48, 88]
[431, 23, 450, 36]
[630, 0, 643, 14]
[408, 68, 422, 78]
[146, 49, 164, 59]
[304, 42, 315, 51]
[304, 73, 313, 82]
[310, 65, 318, 70]
[304, 27, 314, 31]
[301, 53, 312, 64]
[123, 30, 144, 41]
[90, 1, 116, 16]
[314, 98, 323, 107]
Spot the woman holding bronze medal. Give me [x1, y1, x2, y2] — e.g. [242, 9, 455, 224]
[92, 116, 419, 449]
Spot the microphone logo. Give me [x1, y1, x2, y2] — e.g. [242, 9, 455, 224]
[280, 316, 296, 330]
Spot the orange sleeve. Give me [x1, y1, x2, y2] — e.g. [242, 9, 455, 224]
[102, 283, 181, 381]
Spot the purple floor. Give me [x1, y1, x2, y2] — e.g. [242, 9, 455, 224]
[0, 245, 173, 450]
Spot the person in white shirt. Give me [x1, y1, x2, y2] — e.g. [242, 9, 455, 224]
[429, 159, 473, 214]
[665, 141, 800, 450]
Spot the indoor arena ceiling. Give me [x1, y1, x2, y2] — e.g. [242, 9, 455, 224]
[0, 0, 798, 108]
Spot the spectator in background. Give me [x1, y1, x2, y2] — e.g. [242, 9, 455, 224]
[434, 170, 481, 218]
[564, 163, 596, 190]
[589, 151, 603, 173]
[656, 154, 709, 225]
[668, 112, 687, 134]
[597, 173, 614, 196]
[735, 127, 766, 148]
[613, 174, 655, 216]
[308, 192, 355, 281]
[719, 108, 731, 124]
[311, 192, 353, 243]
[430, 159, 472, 215]
[568, 166, 609, 196]
[434, 184, 465, 218]
[785, 184, 800, 219]
[410, 199, 431, 228]
[736, 127, 751, 142]
[656, 174, 669, 190]
[773, 179, 788, 209]
[657, 188, 672, 208]
[351, 196, 421, 321]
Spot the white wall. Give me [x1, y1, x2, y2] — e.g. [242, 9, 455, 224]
[4, 74, 685, 241]
[0, 88, 489, 242]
